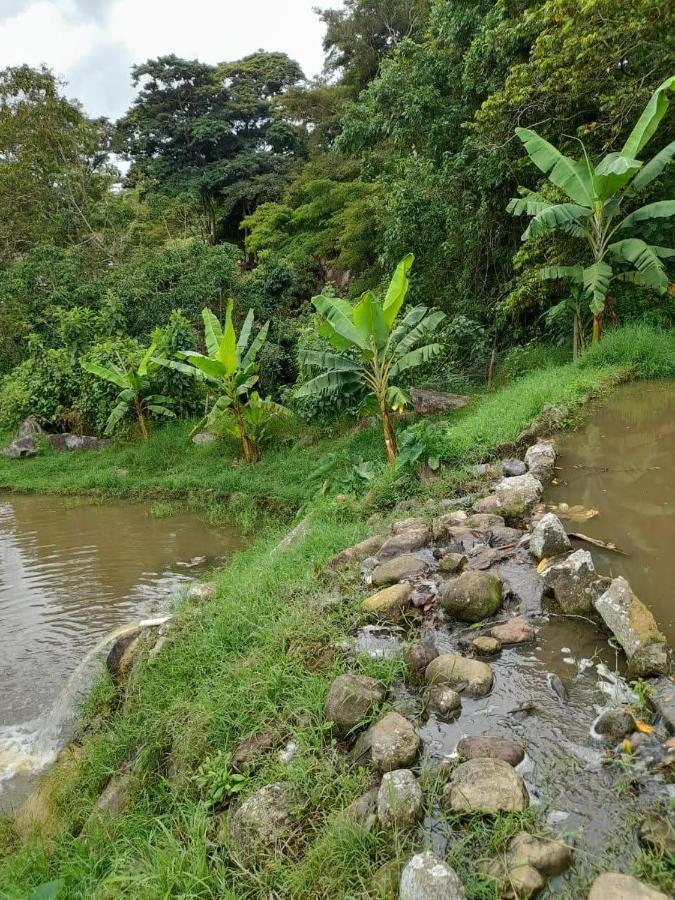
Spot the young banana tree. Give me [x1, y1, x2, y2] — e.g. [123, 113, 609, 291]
[159, 302, 269, 463]
[295, 254, 445, 464]
[81, 343, 174, 439]
[508, 75, 675, 343]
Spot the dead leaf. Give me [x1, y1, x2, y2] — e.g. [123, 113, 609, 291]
[634, 720, 654, 734]
[621, 739, 633, 754]
[536, 558, 551, 573]
[548, 503, 599, 522]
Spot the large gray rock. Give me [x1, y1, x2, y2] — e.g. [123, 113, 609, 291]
[480, 831, 572, 899]
[529, 513, 571, 560]
[543, 549, 602, 614]
[524, 440, 557, 483]
[329, 534, 387, 568]
[456, 735, 524, 768]
[437, 552, 467, 574]
[192, 432, 217, 445]
[440, 571, 503, 623]
[404, 640, 439, 674]
[341, 787, 378, 832]
[227, 782, 292, 856]
[372, 554, 427, 586]
[594, 577, 668, 677]
[502, 458, 526, 477]
[425, 654, 493, 698]
[378, 526, 432, 560]
[484, 473, 544, 520]
[444, 757, 528, 814]
[410, 388, 467, 416]
[432, 512, 468, 540]
[588, 873, 669, 900]
[186, 582, 216, 603]
[352, 711, 420, 772]
[16, 416, 43, 439]
[362, 583, 413, 621]
[426, 685, 462, 720]
[594, 708, 635, 744]
[399, 852, 466, 900]
[46, 433, 111, 451]
[1, 436, 38, 458]
[324, 673, 385, 736]
[650, 677, 675, 733]
[377, 769, 424, 829]
[465, 513, 505, 530]
[94, 772, 132, 817]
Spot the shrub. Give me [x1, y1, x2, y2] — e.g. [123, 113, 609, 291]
[0, 350, 82, 431]
[578, 324, 675, 380]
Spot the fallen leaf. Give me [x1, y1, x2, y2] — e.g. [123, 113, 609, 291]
[634, 720, 654, 734]
[621, 739, 633, 754]
[536, 558, 551, 573]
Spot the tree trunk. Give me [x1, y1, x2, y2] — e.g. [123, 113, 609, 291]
[233, 402, 254, 464]
[487, 342, 497, 390]
[592, 313, 602, 344]
[135, 397, 149, 441]
[380, 404, 397, 465]
[573, 312, 579, 361]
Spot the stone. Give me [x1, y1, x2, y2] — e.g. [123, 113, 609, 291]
[465, 513, 505, 530]
[588, 873, 669, 900]
[480, 859, 544, 899]
[528, 512, 571, 560]
[471, 494, 504, 516]
[491, 473, 544, 519]
[341, 787, 378, 832]
[371, 859, 403, 898]
[650, 677, 675, 733]
[378, 527, 432, 560]
[16, 416, 43, 439]
[426, 685, 462, 720]
[471, 462, 500, 478]
[432, 512, 468, 540]
[186, 582, 216, 603]
[444, 758, 528, 814]
[440, 571, 503, 623]
[362, 583, 413, 621]
[594, 577, 669, 677]
[524, 440, 557, 483]
[437, 552, 467, 574]
[639, 813, 675, 856]
[543, 549, 602, 615]
[480, 831, 571, 899]
[410, 387, 468, 415]
[425, 654, 493, 698]
[324, 673, 386, 736]
[472, 636, 501, 656]
[352, 711, 420, 772]
[106, 627, 142, 681]
[231, 730, 281, 771]
[404, 640, 439, 673]
[516, 405, 569, 444]
[94, 772, 132, 817]
[490, 617, 536, 645]
[372, 554, 427, 586]
[329, 534, 387, 568]
[456, 735, 524, 767]
[377, 769, 424, 829]
[192, 432, 217, 445]
[392, 517, 427, 534]
[227, 782, 292, 856]
[399, 852, 466, 900]
[502, 458, 526, 477]
[1, 436, 38, 458]
[445, 527, 483, 553]
[594, 708, 636, 744]
[46, 433, 111, 451]
[488, 526, 523, 548]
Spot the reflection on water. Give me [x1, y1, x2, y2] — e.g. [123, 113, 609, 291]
[546, 380, 675, 642]
[0, 493, 241, 809]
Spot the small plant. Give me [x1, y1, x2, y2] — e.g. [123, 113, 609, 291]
[205, 390, 290, 461]
[192, 751, 248, 808]
[395, 420, 441, 472]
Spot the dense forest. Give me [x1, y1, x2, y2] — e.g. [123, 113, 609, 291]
[0, 0, 673, 441]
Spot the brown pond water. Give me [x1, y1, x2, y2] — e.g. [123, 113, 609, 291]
[0, 494, 241, 811]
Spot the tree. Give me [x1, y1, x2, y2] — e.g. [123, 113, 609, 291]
[508, 76, 675, 342]
[295, 255, 444, 463]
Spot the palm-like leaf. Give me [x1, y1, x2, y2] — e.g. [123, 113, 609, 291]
[621, 75, 675, 158]
[521, 203, 592, 239]
[312, 295, 369, 351]
[618, 200, 675, 231]
[627, 140, 675, 196]
[202, 308, 223, 359]
[390, 342, 443, 376]
[514, 128, 594, 206]
[81, 359, 129, 390]
[583, 262, 613, 314]
[294, 370, 362, 398]
[537, 266, 584, 283]
[609, 239, 668, 293]
[382, 253, 414, 327]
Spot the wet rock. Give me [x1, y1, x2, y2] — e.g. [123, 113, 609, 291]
[353, 625, 404, 660]
[324, 673, 386, 737]
[377, 769, 424, 829]
[186, 582, 216, 603]
[440, 571, 503, 622]
[639, 812, 675, 855]
[426, 685, 462, 720]
[490, 617, 536, 644]
[516, 404, 569, 444]
[227, 782, 292, 856]
[399, 851, 467, 900]
[425, 654, 493, 698]
[480, 831, 571, 898]
[472, 636, 501, 656]
[465, 513, 505, 530]
[378, 527, 432, 560]
[329, 534, 387, 568]
[410, 579, 438, 608]
[106, 628, 143, 681]
[1, 436, 38, 458]
[371, 859, 403, 897]
[502, 458, 526, 477]
[445, 526, 484, 553]
[492, 473, 544, 519]
[524, 440, 557, 483]
[372, 554, 427, 586]
[231, 730, 281, 771]
[650, 677, 675, 733]
[594, 708, 635, 744]
[444, 758, 528, 814]
[438, 552, 467, 574]
[341, 787, 378, 832]
[588, 873, 669, 900]
[404, 640, 439, 674]
[46, 433, 111, 451]
[352, 711, 420, 772]
[192, 432, 217, 445]
[594, 577, 669, 677]
[456, 735, 524, 767]
[543, 549, 602, 615]
[529, 512, 571, 560]
[362, 583, 413, 621]
[94, 772, 132, 818]
[488, 526, 523, 548]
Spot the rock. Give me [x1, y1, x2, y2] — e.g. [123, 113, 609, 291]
[472, 495, 504, 515]
[515, 404, 569, 444]
[106, 627, 143, 681]
[426, 685, 462, 720]
[472, 636, 501, 656]
[377, 769, 424, 829]
[341, 787, 378, 832]
[465, 513, 505, 530]
[481, 858, 544, 899]
[432, 512, 468, 540]
[440, 571, 503, 623]
[16, 416, 43, 439]
[324, 673, 386, 736]
[46, 433, 111, 451]
[650, 677, 675, 733]
[490, 617, 536, 645]
[399, 851, 466, 900]
[410, 388, 467, 416]
[231, 730, 281, 771]
[192, 432, 217, 445]
[471, 462, 501, 478]
[480, 831, 571, 898]
[227, 782, 292, 856]
[439, 498, 470, 511]
[524, 440, 557, 483]
[186, 582, 216, 603]
[94, 772, 132, 817]
[425, 654, 493, 698]
[329, 534, 387, 568]
[372, 555, 427, 586]
[438, 552, 467, 574]
[529, 513, 571, 560]
[456, 736, 524, 767]
[502, 458, 526, 477]
[444, 758, 528, 814]
[488, 526, 523, 547]
[543, 549, 602, 615]
[639, 812, 675, 855]
[352, 711, 420, 772]
[404, 640, 439, 674]
[378, 527, 432, 560]
[392, 517, 427, 533]
[444, 526, 484, 553]
[594, 577, 669, 677]
[1, 436, 38, 458]
[491, 473, 544, 519]
[371, 859, 403, 898]
[362, 583, 413, 621]
[594, 708, 636, 744]
[588, 873, 669, 900]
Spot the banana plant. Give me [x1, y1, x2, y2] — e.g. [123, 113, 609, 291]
[295, 254, 445, 464]
[158, 302, 269, 463]
[508, 75, 675, 342]
[81, 343, 174, 440]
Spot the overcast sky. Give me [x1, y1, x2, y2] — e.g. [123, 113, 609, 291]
[0, 0, 337, 120]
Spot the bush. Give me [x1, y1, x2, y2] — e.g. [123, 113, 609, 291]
[578, 324, 675, 380]
[152, 310, 205, 418]
[0, 350, 83, 431]
[495, 342, 570, 385]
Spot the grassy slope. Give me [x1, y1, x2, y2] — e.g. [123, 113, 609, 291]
[1, 329, 673, 898]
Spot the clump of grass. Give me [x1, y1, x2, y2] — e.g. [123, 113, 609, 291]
[578, 323, 675, 380]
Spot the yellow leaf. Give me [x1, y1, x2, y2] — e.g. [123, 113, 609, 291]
[634, 720, 654, 734]
[536, 558, 551, 573]
[621, 739, 633, 754]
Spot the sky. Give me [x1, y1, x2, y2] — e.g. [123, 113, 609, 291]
[0, 0, 337, 120]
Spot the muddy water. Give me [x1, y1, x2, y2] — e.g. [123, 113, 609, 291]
[546, 380, 675, 642]
[0, 494, 241, 810]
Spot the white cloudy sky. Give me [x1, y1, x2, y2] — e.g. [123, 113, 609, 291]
[0, 0, 337, 120]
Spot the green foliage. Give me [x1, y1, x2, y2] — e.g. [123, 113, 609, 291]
[578, 323, 675, 380]
[151, 311, 204, 418]
[192, 751, 248, 808]
[395, 420, 441, 471]
[0, 350, 84, 432]
[496, 342, 570, 385]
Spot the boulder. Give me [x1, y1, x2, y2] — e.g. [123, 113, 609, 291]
[437, 552, 467, 575]
[472, 636, 501, 656]
[639, 812, 675, 856]
[588, 873, 669, 900]
[106, 628, 143, 681]
[1, 436, 38, 458]
[444, 526, 484, 553]
[378, 527, 432, 561]
[502, 458, 526, 477]
[341, 787, 379, 832]
[362, 583, 413, 621]
[404, 640, 439, 674]
[480, 831, 571, 898]
[432, 512, 468, 540]
[524, 440, 557, 483]
[94, 772, 132, 818]
[529, 513, 571, 560]
[425, 654, 493, 698]
[491, 473, 544, 519]
[488, 526, 524, 548]
[444, 758, 528, 814]
[192, 432, 217, 445]
[594, 708, 636, 744]
[465, 513, 505, 530]
[371, 859, 403, 897]
[231, 730, 282, 771]
[543, 550, 602, 615]
[490, 617, 536, 645]
[516, 404, 569, 444]
[16, 416, 43, 439]
[594, 577, 669, 677]
[650, 677, 675, 733]
[377, 769, 424, 829]
[399, 851, 467, 900]
[227, 782, 292, 856]
[372, 554, 427, 586]
[352, 711, 420, 772]
[472, 495, 504, 516]
[456, 735, 524, 767]
[410, 388, 467, 415]
[440, 571, 503, 623]
[186, 582, 216, 603]
[392, 517, 428, 533]
[324, 673, 386, 736]
[46, 433, 111, 451]
[426, 685, 462, 720]
[329, 534, 387, 568]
